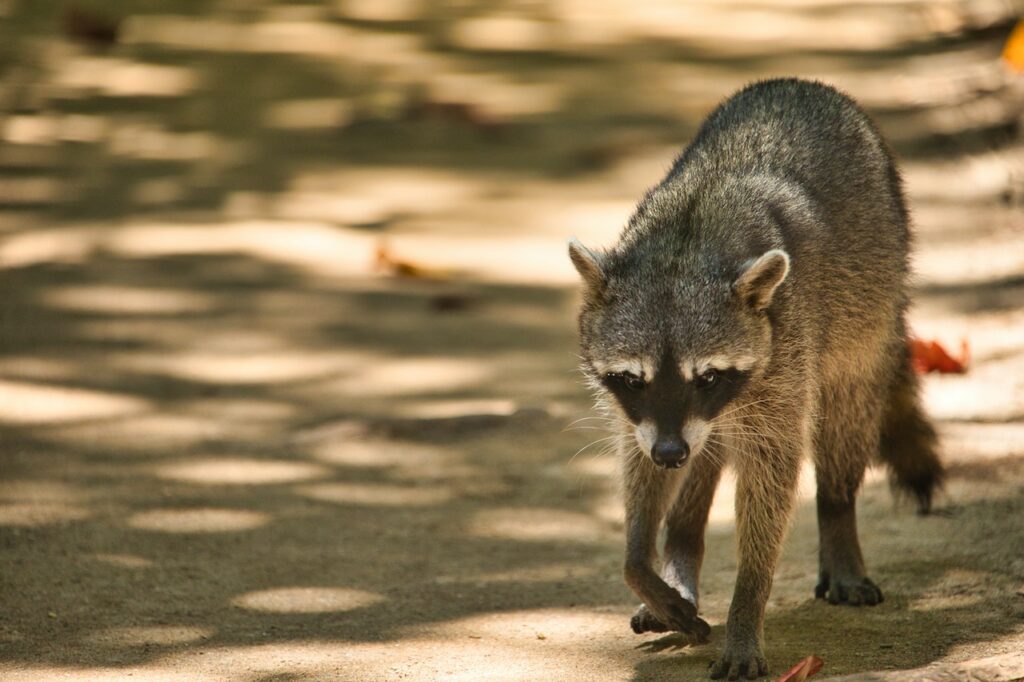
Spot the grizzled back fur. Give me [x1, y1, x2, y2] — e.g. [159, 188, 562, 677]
[571, 78, 942, 510]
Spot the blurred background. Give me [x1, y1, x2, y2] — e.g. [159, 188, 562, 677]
[1, 2, 1023, 680]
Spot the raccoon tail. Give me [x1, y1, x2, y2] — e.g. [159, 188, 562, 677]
[878, 340, 944, 514]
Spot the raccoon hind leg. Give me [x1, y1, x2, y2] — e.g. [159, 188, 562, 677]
[812, 376, 885, 606]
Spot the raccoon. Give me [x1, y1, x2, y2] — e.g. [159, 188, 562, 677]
[568, 78, 943, 679]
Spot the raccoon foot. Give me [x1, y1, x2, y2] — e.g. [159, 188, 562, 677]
[630, 603, 711, 639]
[709, 641, 769, 680]
[815, 574, 883, 606]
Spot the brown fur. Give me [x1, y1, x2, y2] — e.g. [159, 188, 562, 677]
[569, 80, 944, 679]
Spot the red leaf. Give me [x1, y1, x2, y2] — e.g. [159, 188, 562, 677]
[908, 337, 969, 374]
[775, 655, 824, 682]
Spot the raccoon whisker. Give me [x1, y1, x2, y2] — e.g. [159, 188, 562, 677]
[568, 434, 623, 465]
[707, 427, 787, 452]
[563, 417, 620, 431]
[710, 422, 776, 438]
[711, 414, 791, 438]
[698, 444, 728, 468]
[705, 433, 765, 451]
[711, 421, 787, 438]
[713, 398, 776, 420]
[710, 429, 785, 449]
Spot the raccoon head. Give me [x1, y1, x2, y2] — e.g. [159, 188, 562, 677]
[569, 238, 789, 469]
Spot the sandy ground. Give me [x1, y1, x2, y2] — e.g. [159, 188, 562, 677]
[1, 1, 1024, 680]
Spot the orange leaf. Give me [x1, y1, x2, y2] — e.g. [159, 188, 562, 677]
[1003, 20, 1024, 72]
[776, 655, 824, 682]
[908, 337, 969, 374]
[373, 240, 449, 281]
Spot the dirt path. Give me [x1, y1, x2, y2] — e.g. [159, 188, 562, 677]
[1, 2, 1023, 680]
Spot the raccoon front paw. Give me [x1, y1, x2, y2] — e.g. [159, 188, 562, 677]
[630, 595, 710, 639]
[709, 643, 769, 680]
[630, 604, 670, 633]
[815, 574, 883, 606]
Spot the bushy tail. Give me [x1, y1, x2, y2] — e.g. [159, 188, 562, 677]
[878, 342, 944, 514]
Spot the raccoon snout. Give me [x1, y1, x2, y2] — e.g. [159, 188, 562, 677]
[651, 438, 690, 469]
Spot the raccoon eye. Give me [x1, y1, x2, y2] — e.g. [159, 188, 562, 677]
[624, 373, 646, 391]
[607, 372, 646, 391]
[696, 369, 720, 389]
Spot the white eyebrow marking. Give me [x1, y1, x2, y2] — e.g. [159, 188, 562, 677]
[593, 357, 655, 379]
[683, 354, 757, 378]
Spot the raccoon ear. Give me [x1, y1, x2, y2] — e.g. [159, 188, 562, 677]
[733, 249, 790, 311]
[568, 238, 606, 298]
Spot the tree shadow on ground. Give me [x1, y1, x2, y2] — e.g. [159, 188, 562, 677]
[1, 1, 1022, 679]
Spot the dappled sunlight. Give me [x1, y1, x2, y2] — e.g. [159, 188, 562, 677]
[187, 398, 298, 424]
[469, 507, 609, 543]
[939, 421, 1024, 461]
[113, 349, 361, 385]
[0, 502, 92, 527]
[0, 479, 90, 503]
[913, 232, 1024, 288]
[436, 563, 600, 585]
[127, 508, 271, 533]
[905, 154, 1023, 204]
[108, 125, 227, 163]
[326, 357, 494, 398]
[922, 369, 1022, 422]
[0, 379, 148, 425]
[907, 569, 993, 612]
[276, 167, 484, 223]
[52, 57, 197, 98]
[231, 587, 383, 613]
[265, 191, 391, 227]
[0, 175, 62, 204]
[123, 14, 350, 56]
[2, 113, 110, 146]
[0, 667, 222, 682]
[449, 15, 556, 53]
[296, 481, 453, 506]
[338, 0, 423, 23]
[428, 608, 633, 644]
[393, 398, 520, 419]
[1, 1, 1022, 679]
[154, 458, 330, 486]
[307, 438, 448, 469]
[426, 71, 567, 119]
[83, 625, 215, 648]
[43, 285, 216, 315]
[108, 221, 372, 279]
[46, 413, 258, 454]
[0, 225, 102, 267]
[88, 553, 154, 569]
[263, 98, 354, 131]
[134, 626, 638, 680]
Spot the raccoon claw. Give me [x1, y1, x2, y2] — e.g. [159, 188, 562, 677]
[709, 647, 769, 680]
[630, 602, 711, 640]
[631, 604, 669, 634]
[630, 603, 711, 640]
[816, 575, 883, 606]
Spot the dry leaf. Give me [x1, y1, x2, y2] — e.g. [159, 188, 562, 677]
[908, 337, 969, 374]
[1003, 20, 1024, 72]
[776, 655, 824, 682]
[374, 240, 449, 281]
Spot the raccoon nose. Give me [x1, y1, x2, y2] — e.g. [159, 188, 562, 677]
[651, 438, 689, 469]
